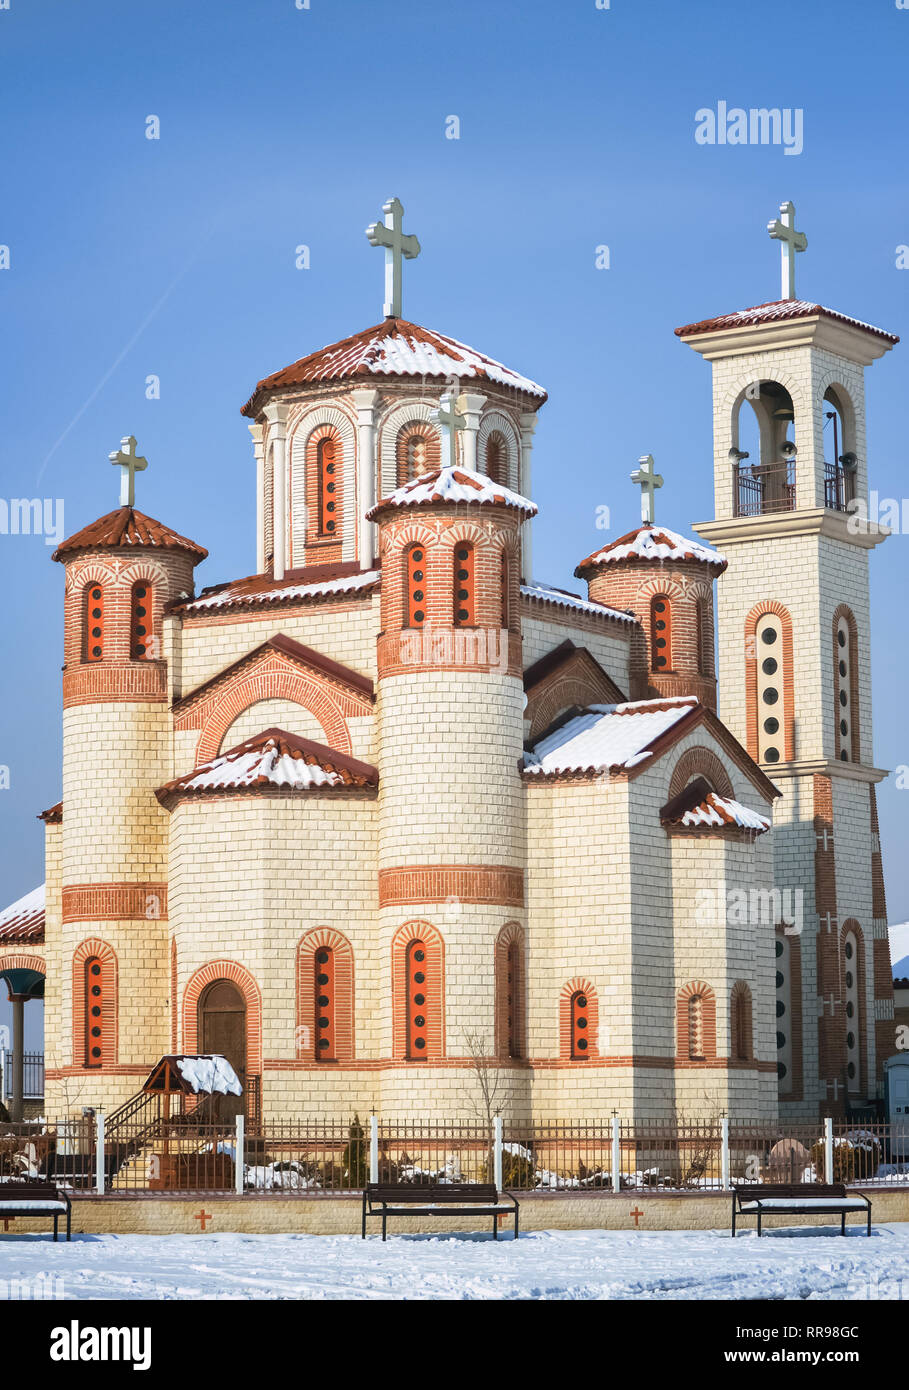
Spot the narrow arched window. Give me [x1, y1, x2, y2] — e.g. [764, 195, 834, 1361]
[500, 549, 510, 630]
[130, 580, 153, 660]
[318, 436, 338, 536]
[486, 431, 506, 485]
[84, 583, 104, 662]
[755, 612, 783, 764]
[835, 611, 859, 763]
[314, 947, 335, 1061]
[687, 994, 704, 1060]
[405, 545, 426, 627]
[731, 982, 752, 1062]
[453, 543, 475, 626]
[406, 432, 428, 479]
[843, 930, 861, 1094]
[84, 957, 105, 1067]
[650, 594, 672, 671]
[406, 939, 430, 1059]
[571, 990, 590, 1058]
[506, 942, 522, 1058]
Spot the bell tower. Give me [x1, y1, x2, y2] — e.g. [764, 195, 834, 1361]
[677, 202, 898, 1117]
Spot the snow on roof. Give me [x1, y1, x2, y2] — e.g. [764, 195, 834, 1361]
[577, 525, 726, 573]
[53, 507, 208, 564]
[175, 1055, 242, 1096]
[667, 790, 770, 834]
[241, 318, 547, 416]
[675, 299, 899, 344]
[523, 698, 699, 777]
[368, 466, 537, 519]
[176, 567, 380, 615]
[156, 729, 378, 804]
[521, 582, 638, 625]
[0, 884, 45, 944]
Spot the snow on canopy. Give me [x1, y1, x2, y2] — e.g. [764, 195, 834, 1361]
[523, 697, 699, 776]
[670, 790, 770, 834]
[0, 883, 45, 943]
[175, 1055, 242, 1096]
[521, 582, 638, 624]
[156, 730, 378, 803]
[176, 567, 380, 615]
[367, 465, 537, 518]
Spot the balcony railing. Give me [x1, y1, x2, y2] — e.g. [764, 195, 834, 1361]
[824, 461, 856, 513]
[734, 461, 797, 518]
[0, 1050, 44, 1102]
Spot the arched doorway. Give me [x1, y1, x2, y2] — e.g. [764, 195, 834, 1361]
[197, 980, 247, 1119]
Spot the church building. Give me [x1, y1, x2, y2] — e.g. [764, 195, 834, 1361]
[0, 198, 896, 1125]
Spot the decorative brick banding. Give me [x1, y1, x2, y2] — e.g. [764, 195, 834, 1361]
[62, 883, 168, 923]
[62, 662, 167, 707]
[378, 865, 524, 908]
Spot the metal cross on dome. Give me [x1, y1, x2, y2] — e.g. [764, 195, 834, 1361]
[630, 454, 663, 525]
[767, 200, 807, 301]
[109, 435, 148, 508]
[366, 197, 421, 319]
[432, 392, 466, 470]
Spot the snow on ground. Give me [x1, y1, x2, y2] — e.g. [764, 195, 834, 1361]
[2, 1224, 909, 1300]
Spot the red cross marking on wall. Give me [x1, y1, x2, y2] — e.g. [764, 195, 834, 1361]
[194, 1209, 212, 1231]
[630, 1207, 644, 1228]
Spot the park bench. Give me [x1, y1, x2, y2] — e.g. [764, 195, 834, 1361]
[0, 1182, 72, 1241]
[362, 1182, 519, 1241]
[731, 1182, 871, 1238]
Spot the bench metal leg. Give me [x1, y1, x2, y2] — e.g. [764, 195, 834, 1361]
[514, 1206, 519, 1241]
[492, 1215, 498, 1240]
[382, 1208, 387, 1242]
[757, 1211, 762, 1238]
[53, 1216, 58, 1243]
[867, 1209, 872, 1237]
[841, 1213, 846, 1236]
[731, 1205, 736, 1238]
[66, 1207, 71, 1242]
[361, 1195, 367, 1240]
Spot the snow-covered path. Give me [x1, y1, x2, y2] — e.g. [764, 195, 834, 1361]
[2, 1224, 909, 1300]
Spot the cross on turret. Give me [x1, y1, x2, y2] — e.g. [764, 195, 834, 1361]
[432, 392, 466, 470]
[366, 197, 421, 319]
[767, 200, 807, 301]
[630, 454, 663, 525]
[109, 435, 148, 508]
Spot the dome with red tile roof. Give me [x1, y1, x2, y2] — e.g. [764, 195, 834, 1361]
[52, 507, 208, 564]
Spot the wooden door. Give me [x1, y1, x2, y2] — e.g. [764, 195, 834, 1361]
[198, 980, 247, 1120]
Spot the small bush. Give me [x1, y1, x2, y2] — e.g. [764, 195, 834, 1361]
[810, 1134, 880, 1183]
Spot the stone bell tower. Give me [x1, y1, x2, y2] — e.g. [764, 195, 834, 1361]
[677, 202, 897, 1117]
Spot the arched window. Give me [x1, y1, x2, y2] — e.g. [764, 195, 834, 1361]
[318, 436, 338, 536]
[834, 608, 859, 763]
[843, 926, 863, 1096]
[296, 931, 354, 1063]
[495, 924, 525, 1060]
[733, 380, 796, 517]
[84, 956, 106, 1067]
[696, 597, 711, 676]
[500, 549, 510, 631]
[396, 424, 440, 486]
[84, 583, 104, 662]
[775, 935, 793, 1095]
[406, 433, 428, 479]
[676, 981, 716, 1062]
[453, 543, 475, 626]
[730, 981, 752, 1062]
[405, 544, 426, 627]
[130, 580, 153, 660]
[406, 939, 430, 1059]
[755, 611, 783, 764]
[650, 594, 672, 671]
[314, 947, 335, 1060]
[486, 431, 506, 486]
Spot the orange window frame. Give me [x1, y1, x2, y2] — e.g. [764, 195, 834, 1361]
[570, 989, 589, 1058]
[454, 544, 475, 626]
[406, 940, 429, 1059]
[319, 437, 338, 536]
[85, 584, 104, 662]
[650, 594, 672, 671]
[130, 581, 153, 660]
[406, 546, 426, 627]
[85, 957, 105, 1066]
[314, 948, 335, 1060]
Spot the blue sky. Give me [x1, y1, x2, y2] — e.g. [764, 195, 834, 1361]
[2, 0, 908, 1048]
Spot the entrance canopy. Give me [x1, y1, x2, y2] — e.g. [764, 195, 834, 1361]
[142, 1054, 243, 1097]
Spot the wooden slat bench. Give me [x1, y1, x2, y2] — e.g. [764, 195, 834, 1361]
[362, 1182, 519, 1241]
[0, 1183, 72, 1241]
[731, 1183, 871, 1238]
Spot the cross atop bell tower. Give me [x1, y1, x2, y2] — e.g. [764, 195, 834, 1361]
[109, 435, 147, 508]
[767, 200, 807, 301]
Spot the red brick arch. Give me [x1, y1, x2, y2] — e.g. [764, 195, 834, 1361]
[668, 746, 734, 800]
[195, 669, 351, 763]
[832, 604, 860, 763]
[182, 959, 262, 1075]
[391, 920, 445, 1061]
[0, 952, 45, 980]
[744, 600, 795, 763]
[559, 977, 599, 1060]
[730, 980, 753, 1062]
[494, 922, 525, 1060]
[840, 918, 868, 1097]
[676, 980, 716, 1062]
[296, 928, 355, 1063]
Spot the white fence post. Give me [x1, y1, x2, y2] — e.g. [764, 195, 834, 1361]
[369, 1113, 379, 1183]
[493, 1115, 503, 1191]
[721, 1116, 730, 1190]
[612, 1115, 621, 1193]
[235, 1113, 245, 1195]
[95, 1110, 105, 1194]
[0, 1051, 6, 1107]
[824, 1116, 834, 1184]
